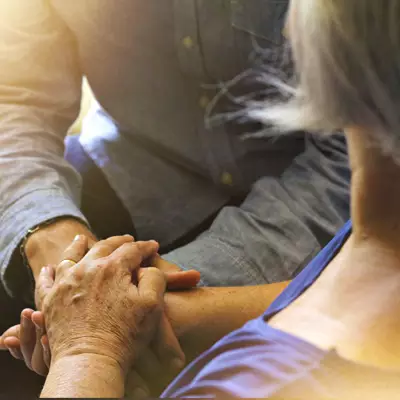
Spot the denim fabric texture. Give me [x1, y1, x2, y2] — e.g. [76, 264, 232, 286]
[0, 1, 350, 304]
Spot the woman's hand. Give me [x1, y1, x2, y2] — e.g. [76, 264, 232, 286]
[0, 265, 200, 378]
[37, 234, 165, 373]
[0, 309, 50, 375]
[0, 241, 201, 397]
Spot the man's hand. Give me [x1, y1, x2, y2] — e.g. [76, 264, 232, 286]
[152, 256, 201, 289]
[24, 218, 97, 282]
[152, 256, 181, 273]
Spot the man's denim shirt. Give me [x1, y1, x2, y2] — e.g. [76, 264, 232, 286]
[0, 0, 350, 302]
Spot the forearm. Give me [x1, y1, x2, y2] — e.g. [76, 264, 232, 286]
[0, 1, 88, 293]
[41, 354, 125, 398]
[165, 282, 289, 360]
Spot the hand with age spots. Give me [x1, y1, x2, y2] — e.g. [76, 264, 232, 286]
[0, 236, 200, 397]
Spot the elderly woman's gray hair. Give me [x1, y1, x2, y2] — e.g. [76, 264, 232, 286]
[253, 0, 400, 159]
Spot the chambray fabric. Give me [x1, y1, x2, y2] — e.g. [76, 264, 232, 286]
[0, 1, 350, 306]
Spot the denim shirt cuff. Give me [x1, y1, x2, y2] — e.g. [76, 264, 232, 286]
[0, 189, 88, 304]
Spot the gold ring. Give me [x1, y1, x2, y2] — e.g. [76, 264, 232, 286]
[60, 259, 77, 265]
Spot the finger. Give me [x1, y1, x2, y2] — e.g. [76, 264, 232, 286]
[125, 370, 150, 400]
[87, 236, 98, 249]
[36, 266, 55, 310]
[135, 316, 185, 394]
[134, 340, 179, 396]
[131, 348, 162, 386]
[3, 337, 23, 360]
[153, 256, 181, 273]
[32, 312, 51, 369]
[154, 313, 185, 372]
[20, 309, 36, 370]
[31, 321, 48, 376]
[56, 235, 89, 278]
[165, 270, 201, 290]
[61, 234, 89, 263]
[137, 267, 166, 303]
[152, 258, 201, 289]
[140, 253, 160, 268]
[9, 347, 23, 360]
[109, 241, 159, 277]
[84, 235, 134, 260]
[0, 325, 20, 350]
[31, 311, 46, 330]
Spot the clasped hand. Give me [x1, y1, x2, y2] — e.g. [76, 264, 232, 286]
[1, 235, 200, 397]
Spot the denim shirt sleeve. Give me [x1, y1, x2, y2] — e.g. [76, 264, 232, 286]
[164, 134, 351, 286]
[0, 1, 87, 299]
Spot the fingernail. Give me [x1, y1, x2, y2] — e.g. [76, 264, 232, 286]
[33, 320, 41, 331]
[74, 235, 81, 241]
[170, 357, 185, 371]
[8, 347, 21, 360]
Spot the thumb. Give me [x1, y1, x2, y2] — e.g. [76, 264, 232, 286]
[35, 266, 55, 310]
[165, 270, 201, 290]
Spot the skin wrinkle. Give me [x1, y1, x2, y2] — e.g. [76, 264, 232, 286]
[21, 1, 400, 396]
[269, 128, 400, 369]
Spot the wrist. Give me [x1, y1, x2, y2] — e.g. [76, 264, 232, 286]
[51, 336, 130, 374]
[42, 353, 125, 398]
[52, 352, 123, 373]
[25, 218, 96, 280]
[164, 288, 213, 360]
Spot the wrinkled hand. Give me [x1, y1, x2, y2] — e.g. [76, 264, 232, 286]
[126, 257, 200, 398]
[37, 234, 167, 373]
[1, 248, 200, 390]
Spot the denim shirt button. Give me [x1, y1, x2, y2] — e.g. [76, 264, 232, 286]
[221, 171, 234, 186]
[182, 36, 194, 49]
[199, 95, 210, 109]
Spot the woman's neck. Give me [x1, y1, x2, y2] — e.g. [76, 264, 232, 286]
[269, 128, 400, 370]
[346, 127, 400, 248]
